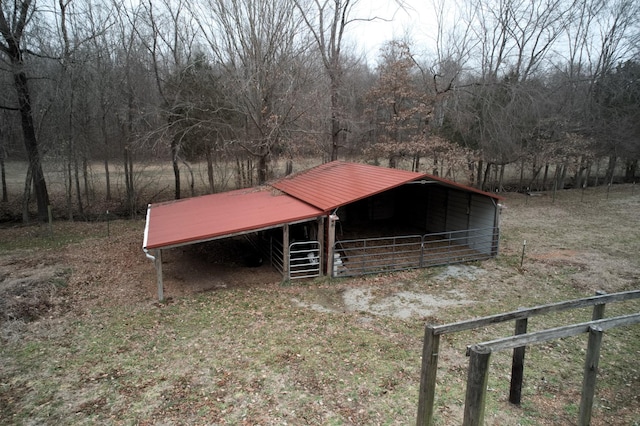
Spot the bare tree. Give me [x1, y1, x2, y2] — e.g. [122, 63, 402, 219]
[193, 0, 309, 184]
[0, 0, 50, 221]
[292, 0, 408, 161]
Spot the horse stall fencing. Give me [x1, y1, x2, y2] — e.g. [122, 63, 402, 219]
[416, 289, 640, 426]
[334, 227, 499, 278]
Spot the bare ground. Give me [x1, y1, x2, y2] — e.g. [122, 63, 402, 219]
[1, 185, 639, 425]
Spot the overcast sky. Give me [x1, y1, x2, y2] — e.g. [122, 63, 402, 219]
[348, 0, 442, 66]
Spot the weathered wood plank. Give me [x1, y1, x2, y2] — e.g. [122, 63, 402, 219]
[508, 317, 528, 405]
[416, 326, 440, 426]
[469, 313, 640, 353]
[433, 290, 640, 335]
[462, 345, 492, 426]
[578, 326, 604, 426]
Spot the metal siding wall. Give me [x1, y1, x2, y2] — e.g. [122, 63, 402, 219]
[446, 189, 469, 231]
[426, 186, 447, 232]
[468, 194, 498, 254]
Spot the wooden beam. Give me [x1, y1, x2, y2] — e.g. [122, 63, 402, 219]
[578, 326, 604, 426]
[416, 326, 440, 426]
[317, 216, 325, 276]
[434, 290, 640, 335]
[155, 249, 164, 302]
[283, 224, 290, 279]
[463, 345, 492, 426]
[591, 290, 607, 320]
[509, 317, 528, 405]
[327, 214, 338, 277]
[471, 313, 640, 353]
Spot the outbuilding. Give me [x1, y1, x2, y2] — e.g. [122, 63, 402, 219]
[143, 161, 503, 300]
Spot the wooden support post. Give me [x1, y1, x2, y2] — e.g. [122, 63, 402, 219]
[463, 345, 492, 426]
[155, 249, 164, 302]
[283, 224, 290, 279]
[592, 290, 607, 320]
[579, 326, 604, 426]
[327, 214, 338, 277]
[416, 325, 441, 426]
[317, 216, 325, 276]
[509, 317, 528, 405]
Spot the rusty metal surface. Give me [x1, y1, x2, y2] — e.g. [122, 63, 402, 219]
[144, 187, 322, 249]
[272, 161, 424, 211]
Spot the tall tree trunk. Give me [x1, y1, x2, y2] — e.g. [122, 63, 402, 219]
[413, 154, 421, 172]
[624, 159, 637, 182]
[21, 163, 33, 223]
[1, 0, 48, 221]
[557, 158, 569, 189]
[101, 108, 112, 201]
[476, 160, 483, 189]
[172, 137, 181, 199]
[330, 69, 341, 161]
[482, 162, 492, 191]
[605, 156, 617, 185]
[498, 163, 506, 192]
[575, 155, 586, 189]
[206, 146, 215, 193]
[74, 153, 83, 217]
[258, 147, 269, 184]
[0, 145, 6, 202]
[235, 156, 242, 188]
[83, 156, 90, 205]
[542, 163, 550, 190]
[104, 158, 111, 201]
[14, 70, 49, 221]
[66, 155, 73, 221]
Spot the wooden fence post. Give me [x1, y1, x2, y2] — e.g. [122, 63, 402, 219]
[463, 345, 492, 426]
[509, 316, 528, 405]
[283, 224, 290, 279]
[416, 325, 440, 426]
[592, 290, 607, 320]
[578, 326, 604, 426]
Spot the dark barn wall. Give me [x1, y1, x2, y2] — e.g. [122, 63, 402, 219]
[334, 183, 499, 254]
[425, 186, 447, 232]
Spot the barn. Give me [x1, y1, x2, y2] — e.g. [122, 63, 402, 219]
[143, 161, 503, 300]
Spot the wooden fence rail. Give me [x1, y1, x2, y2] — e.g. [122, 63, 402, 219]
[464, 313, 640, 426]
[416, 289, 640, 426]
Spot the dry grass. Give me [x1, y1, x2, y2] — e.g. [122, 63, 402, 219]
[0, 184, 639, 425]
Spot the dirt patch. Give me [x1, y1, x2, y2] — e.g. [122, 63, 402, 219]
[0, 254, 70, 339]
[293, 266, 480, 319]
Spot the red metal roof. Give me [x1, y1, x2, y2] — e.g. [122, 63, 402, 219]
[144, 187, 322, 249]
[144, 161, 503, 250]
[272, 161, 425, 211]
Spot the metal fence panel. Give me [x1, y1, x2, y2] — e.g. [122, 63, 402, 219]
[289, 241, 321, 280]
[334, 227, 499, 277]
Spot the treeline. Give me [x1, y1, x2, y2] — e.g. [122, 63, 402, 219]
[0, 0, 638, 222]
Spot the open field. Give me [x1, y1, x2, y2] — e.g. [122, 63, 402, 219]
[2, 158, 629, 222]
[1, 185, 639, 425]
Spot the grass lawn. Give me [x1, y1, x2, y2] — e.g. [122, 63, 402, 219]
[1, 185, 639, 425]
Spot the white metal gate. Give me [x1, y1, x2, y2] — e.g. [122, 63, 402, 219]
[288, 241, 321, 280]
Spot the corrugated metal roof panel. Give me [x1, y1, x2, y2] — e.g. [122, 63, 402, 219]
[144, 187, 323, 249]
[272, 161, 425, 211]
